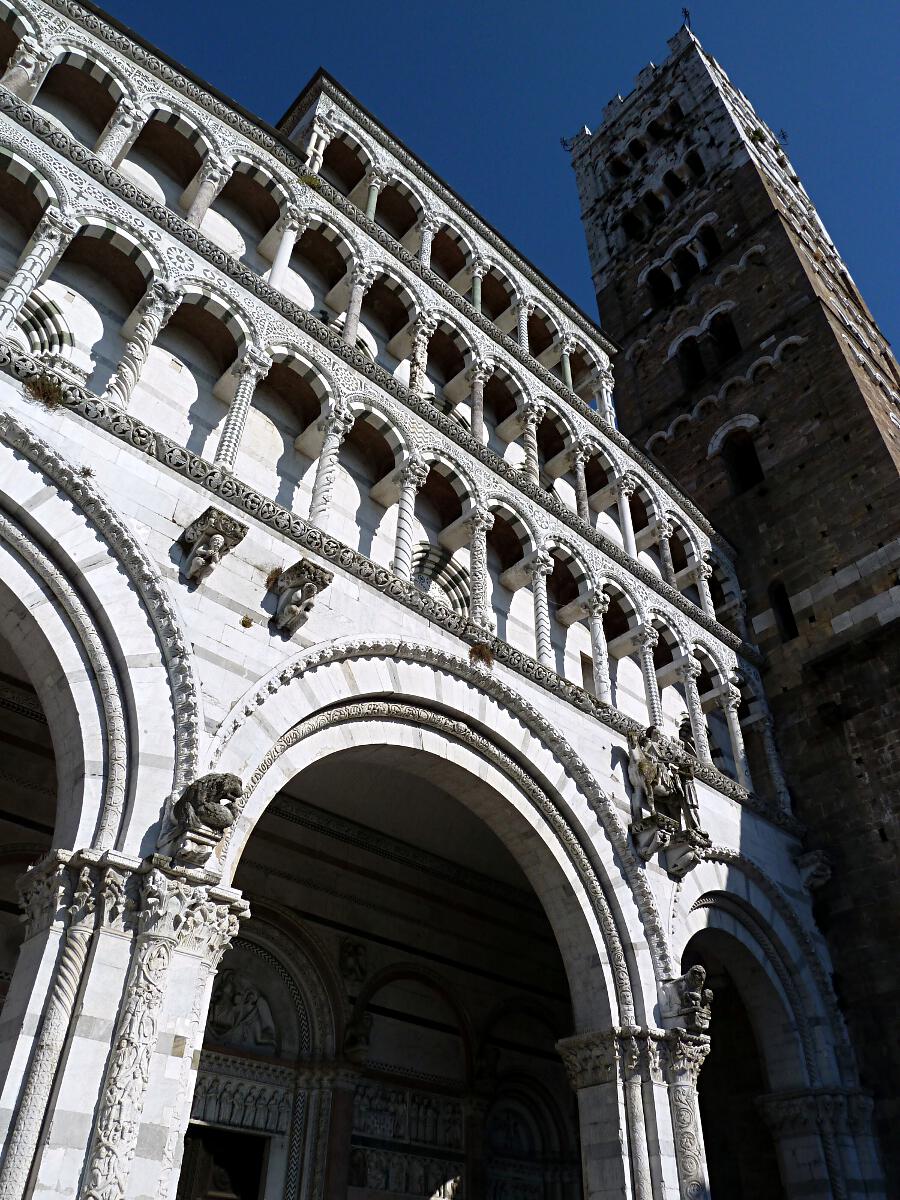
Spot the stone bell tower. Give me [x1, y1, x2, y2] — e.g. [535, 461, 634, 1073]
[568, 24, 900, 1185]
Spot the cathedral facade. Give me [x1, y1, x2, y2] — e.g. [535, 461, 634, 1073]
[0, 2, 890, 1198]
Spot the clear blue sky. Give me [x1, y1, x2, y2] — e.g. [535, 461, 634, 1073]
[98, 0, 899, 347]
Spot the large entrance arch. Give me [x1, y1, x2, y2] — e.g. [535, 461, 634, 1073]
[177, 732, 592, 1198]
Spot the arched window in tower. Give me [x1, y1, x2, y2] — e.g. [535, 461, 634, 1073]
[685, 149, 706, 179]
[647, 117, 669, 142]
[668, 99, 685, 124]
[721, 429, 764, 494]
[621, 209, 645, 241]
[647, 267, 675, 307]
[673, 247, 701, 287]
[677, 336, 707, 389]
[663, 169, 687, 199]
[699, 224, 722, 259]
[709, 312, 742, 364]
[608, 155, 630, 179]
[628, 137, 647, 161]
[768, 580, 799, 642]
[643, 191, 665, 222]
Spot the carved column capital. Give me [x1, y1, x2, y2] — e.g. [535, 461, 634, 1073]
[276, 203, 310, 236]
[320, 401, 356, 440]
[514, 294, 536, 318]
[470, 256, 490, 280]
[138, 867, 249, 964]
[465, 506, 494, 537]
[181, 505, 248, 581]
[466, 357, 494, 387]
[662, 1029, 711, 1086]
[198, 154, 232, 190]
[570, 437, 598, 468]
[616, 470, 639, 499]
[138, 279, 182, 323]
[416, 213, 442, 236]
[525, 548, 554, 579]
[585, 587, 611, 618]
[635, 623, 659, 650]
[399, 455, 430, 491]
[231, 343, 272, 386]
[365, 167, 391, 193]
[676, 656, 703, 683]
[556, 1030, 618, 1089]
[559, 333, 578, 357]
[350, 261, 377, 291]
[520, 396, 546, 429]
[718, 684, 743, 713]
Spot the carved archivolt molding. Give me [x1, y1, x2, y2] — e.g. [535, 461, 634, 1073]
[211, 637, 686, 989]
[228, 695, 640, 1024]
[700, 846, 855, 1076]
[0, 507, 126, 848]
[0, 408, 202, 792]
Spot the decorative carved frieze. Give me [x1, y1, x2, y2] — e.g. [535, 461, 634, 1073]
[180, 505, 247, 581]
[272, 557, 333, 634]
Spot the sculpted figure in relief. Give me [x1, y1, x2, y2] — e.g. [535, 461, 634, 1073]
[627, 724, 700, 830]
[208, 968, 277, 1051]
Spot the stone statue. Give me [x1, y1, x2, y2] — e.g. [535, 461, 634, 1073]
[664, 963, 714, 1032]
[186, 532, 226, 579]
[628, 725, 708, 875]
[160, 772, 243, 866]
[180, 505, 247, 582]
[339, 938, 367, 987]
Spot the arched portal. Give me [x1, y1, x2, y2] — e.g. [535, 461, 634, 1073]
[177, 727, 595, 1198]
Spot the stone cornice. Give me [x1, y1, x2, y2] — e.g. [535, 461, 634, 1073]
[0, 93, 753, 659]
[29, 0, 734, 553]
[0, 347, 788, 826]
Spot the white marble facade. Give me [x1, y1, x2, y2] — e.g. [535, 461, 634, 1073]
[0, 2, 883, 1198]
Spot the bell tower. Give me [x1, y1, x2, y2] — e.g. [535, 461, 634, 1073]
[569, 24, 900, 1184]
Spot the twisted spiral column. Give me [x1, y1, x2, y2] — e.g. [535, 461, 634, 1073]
[521, 398, 545, 486]
[103, 281, 182, 409]
[392, 458, 429, 580]
[571, 440, 594, 523]
[0, 208, 78, 335]
[0, 864, 92, 1200]
[407, 313, 437, 395]
[656, 519, 677, 586]
[213, 345, 272, 471]
[694, 559, 716, 619]
[636, 624, 663, 727]
[593, 363, 616, 425]
[308, 405, 355, 527]
[528, 550, 555, 667]
[515, 296, 535, 352]
[417, 215, 440, 268]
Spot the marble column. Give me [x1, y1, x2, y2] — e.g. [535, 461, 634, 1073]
[268, 205, 309, 292]
[364, 169, 388, 221]
[79, 868, 246, 1200]
[720, 685, 752, 790]
[308, 404, 355, 527]
[515, 296, 535, 353]
[407, 312, 437, 395]
[94, 97, 143, 167]
[663, 1030, 712, 1200]
[521, 398, 545, 485]
[585, 588, 612, 703]
[342, 263, 376, 348]
[571, 439, 594, 523]
[466, 507, 494, 630]
[694, 559, 716, 620]
[0, 208, 78, 336]
[0, 37, 51, 100]
[677, 657, 712, 764]
[213, 344, 272, 471]
[185, 156, 231, 228]
[662, 260, 681, 291]
[467, 358, 493, 443]
[392, 457, 429, 580]
[656, 519, 677, 586]
[103, 281, 182, 409]
[304, 116, 334, 174]
[615, 473, 638, 559]
[470, 259, 488, 314]
[417, 215, 440, 268]
[636, 624, 663, 727]
[528, 550, 555, 667]
[559, 334, 577, 391]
